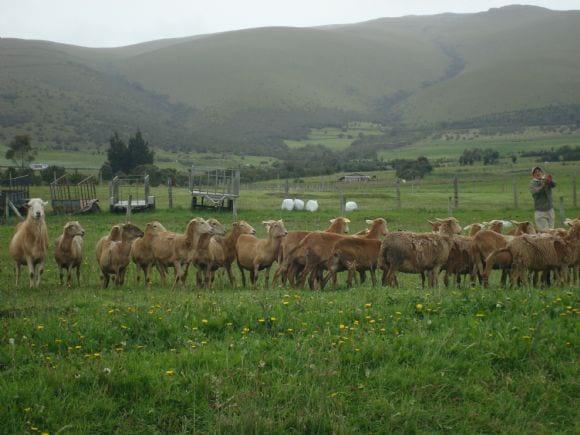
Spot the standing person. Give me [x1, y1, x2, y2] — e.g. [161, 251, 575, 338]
[529, 166, 556, 230]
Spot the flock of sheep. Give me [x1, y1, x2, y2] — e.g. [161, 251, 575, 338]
[7, 198, 580, 290]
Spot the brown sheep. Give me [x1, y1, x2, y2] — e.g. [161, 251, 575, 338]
[442, 235, 474, 287]
[326, 218, 389, 289]
[463, 223, 483, 236]
[471, 220, 536, 286]
[204, 221, 256, 288]
[97, 223, 143, 288]
[379, 217, 462, 288]
[292, 218, 388, 290]
[9, 198, 49, 288]
[130, 220, 167, 285]
[54, 221, 85, 286]
[273, 217, 351, 286]
[163, 218, 215, 289]
[236, 220, 288, 289]
[564, 218, 580, 284]
[190, 218, 227, 287]
[486, 231, 576, 287]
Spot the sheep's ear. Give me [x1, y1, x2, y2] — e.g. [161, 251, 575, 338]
[365, 219, 373, 225]
[511, 220, 521, 225]
[329, 218, 336, 223]
[43, 201, 49, 206]
[564, 218, 572, 226]
[427, 220, 435, 225]
[435, 217, 444, 222]
[463, 224, 472, 231]
[343, 218, 351, 223]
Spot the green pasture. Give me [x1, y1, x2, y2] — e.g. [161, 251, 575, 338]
[1, 157, 579, 433]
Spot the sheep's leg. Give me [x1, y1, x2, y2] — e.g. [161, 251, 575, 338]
[370, 268, 377, 287]
[58, 266, 64, 286]
[15, 263, 21, 287]
[225, 263, 235, 288]
[238, 262, 246, 288]
[66, 266, 73, 287]
[264, 267, 271, 290]
[76, 265, 81, 286]
[419, 271, 425, 289]
[26, 258, 35, 288]
[102, 273, 110, 289]
[250, 266, 258, 289]
[36, 260, 45, 288]
[359, 270, 366, 284]
[272, 266, 284, 287]
[172, 262, 182, 290]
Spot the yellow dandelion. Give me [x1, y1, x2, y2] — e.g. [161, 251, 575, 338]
[36, 325, 44, 331]
[283, 301, 289, 305]
[270, 316, 277, 321]
[475, 313, 485, 318]
[365, 303, 372, 308]
[287, 328, 293, 332]
[416, 304, 423, 311]
[369, 319, 375, 324]
[166, 369, 175, 376]
[202, 319, 208, 324]
[258, 318, 265, 323]
[339, 324, 346, 330]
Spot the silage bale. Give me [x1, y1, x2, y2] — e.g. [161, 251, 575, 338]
[281, 198, 294, 211]
[294, 199, 305, 210]
[345, 201, 358, 212]
[306, 200, 319, 212]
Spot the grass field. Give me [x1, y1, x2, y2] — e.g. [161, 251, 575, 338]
[1, 170, 579, 432]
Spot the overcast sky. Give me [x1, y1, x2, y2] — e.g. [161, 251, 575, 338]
[0, 0, 578, 47]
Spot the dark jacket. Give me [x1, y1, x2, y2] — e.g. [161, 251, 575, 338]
[529, 178, 556, 211]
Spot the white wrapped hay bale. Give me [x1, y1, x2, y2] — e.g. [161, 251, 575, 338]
[281, 198, 294, 211]
[306, 200, 319, 212]
[345, 201, 358, 212]
[294, 199, 305, 210]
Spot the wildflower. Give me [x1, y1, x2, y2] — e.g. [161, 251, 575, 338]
[270, 316, 277, 321]
[283, 301, 289, 305]
[521, 336, 531, 340]
[166, 369, 175, 376]
[339, 324, 346, 330]
[36, 325, 44, 331]
[74, 345, 82, 350]
[9, 338, 15, 346]
[369, 319, 375, 324]
[395, 311, 402, 316]
[24, 407, 31, 413]
[329, 392, 338, 398]
[258, 318, 265, 323]
[103, 367, 111, 375]
[121, 325, 128, 329]
[416, 304, 423, 311]
[287, 328, 293, 333]
[202, 319, 208, 324]
[475, 313, 485, 318]
[54, 339, 62, 344]
[365, 303, 372, 308]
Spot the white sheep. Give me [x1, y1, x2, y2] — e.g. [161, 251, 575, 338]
[306, 200, 319, 212]
[345, 201, 358, 212]
[281, 199, 294, 211]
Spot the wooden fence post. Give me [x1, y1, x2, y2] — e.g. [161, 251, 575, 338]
[396, 179, 401, 209]
[573, 173, 577, 208]
[512, 175, 518, 209]
[448, 196, 453, 216]
[559, 196, 565, 227]
[339, 191, 345, 215]
[167, 177, 173, 209]
[453, 176, 458, 208]
[284, 179, 289, 196]
[126, 194, 132, 222]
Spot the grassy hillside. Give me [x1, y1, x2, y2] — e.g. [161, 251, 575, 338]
[1, 5, 580, 155]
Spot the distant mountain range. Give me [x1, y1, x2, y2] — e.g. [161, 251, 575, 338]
[1, 4, 579, 155]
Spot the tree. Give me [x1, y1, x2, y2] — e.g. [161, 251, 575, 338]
[482, 149, 500, 165]
[127, 130, 154, 168]
[106, 132, 129, 174]
[5, 134, 36, 168]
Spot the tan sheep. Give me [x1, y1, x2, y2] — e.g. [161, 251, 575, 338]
[97, 223, 143, 288]
[204, 220, 256, 288]
[236, 220, 288, 289]
[9, 198, 49, 288]
[130, 220, 167, 285]
[379, 217, 462, 288]
[190, 218, 227, 287]
[54, 221, 85, 286]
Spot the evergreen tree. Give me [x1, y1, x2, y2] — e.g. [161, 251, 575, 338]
[107, 132, 129, 174]
[127, 130, 154, 168]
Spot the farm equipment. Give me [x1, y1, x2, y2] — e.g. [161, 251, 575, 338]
[50, 174, 100, 214]
[0, 174, 30, 222]
[109, 174, 155, 212]
[189, 166, 240, 215]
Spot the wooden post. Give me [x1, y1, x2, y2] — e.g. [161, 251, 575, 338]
[339, 191, 345, 215]
[167, 177, 173, 209]
[512, 175, 518, 209]
[284, 179, 289, 195]
[448, 196, 453, 216]
[232, 169, 240, 221]
[126, 194, 132, 222]
[573, 173, 577, 208]
[453, 176, 458, 208]
[559, 196, 565, 227]
[396, 179, 401, 209]
[98, 170, 103, 186]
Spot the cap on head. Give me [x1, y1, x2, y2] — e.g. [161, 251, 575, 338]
[532, 166, 543, 175]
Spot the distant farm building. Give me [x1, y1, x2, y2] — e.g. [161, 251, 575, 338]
[338, 173, 372, 183]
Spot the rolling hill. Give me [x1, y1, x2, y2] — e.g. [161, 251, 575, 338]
[1, 5, 579, 155]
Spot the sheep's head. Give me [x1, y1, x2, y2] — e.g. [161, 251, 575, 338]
[366, 218, 388, 236]
[145, 220, 166, 234]
[263, 220, 288, 238]
[26, 198, 48, 220]
[186, 218, 214, 238]
[567, 221, 580, 241]
[437, 217, 462, 235]
[234, 220, 256, 235]
[564, 217, 580, 227]
[121, 222, 144, 241]
[109, 225, 122, 241]
[329, 217, 350, 234]
[486, 220, 504, 233]
[463, 223, 483, 236]
[512, 221, 536, 235]
[427, 220, 442, 233]
[207, 218, 226, 236]
[64, 221, 85, 237]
